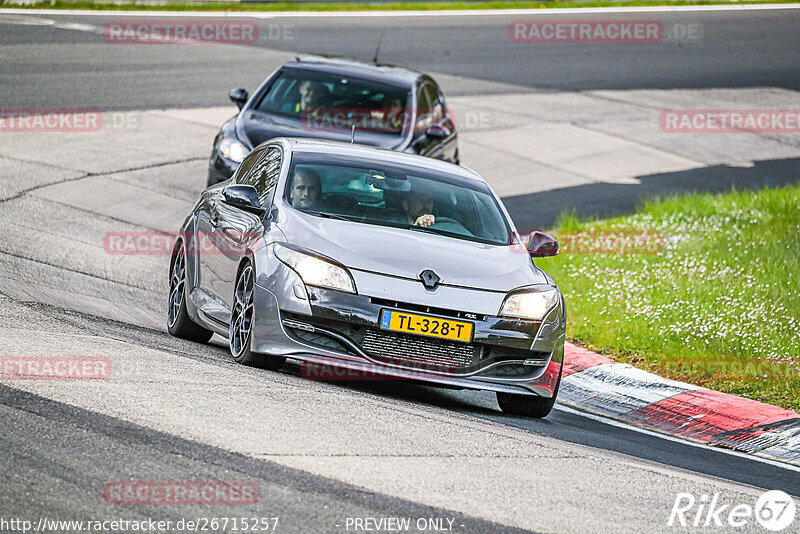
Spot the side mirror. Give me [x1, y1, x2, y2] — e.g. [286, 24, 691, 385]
[425, 124, 450, 139]
[229, 88, 249, 110]
[527, 231, 559, 257]
[222, 185, 266, 217]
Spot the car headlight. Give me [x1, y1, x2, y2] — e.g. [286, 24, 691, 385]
[274, 243, 356, 294]
[218, 138, 248, 164]
[499, 287, 559, 321]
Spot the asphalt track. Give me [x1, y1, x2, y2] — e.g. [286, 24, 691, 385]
[1, 7, 799, 533]
[2, 7, 800, 109]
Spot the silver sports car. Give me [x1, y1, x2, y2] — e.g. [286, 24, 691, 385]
[168, 138, 566, 417]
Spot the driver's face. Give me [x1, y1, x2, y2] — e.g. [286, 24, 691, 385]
[291, 174, 321, 210]
[299, 81, 322, 108]
[406, 191, 434, 219]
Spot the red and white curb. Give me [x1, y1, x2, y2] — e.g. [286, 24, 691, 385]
[560, 344, 800, 467]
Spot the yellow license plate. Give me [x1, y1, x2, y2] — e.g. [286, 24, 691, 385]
[379, 309, 473, 343]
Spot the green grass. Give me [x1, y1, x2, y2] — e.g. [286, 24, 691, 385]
[3, 0, 797, 11]
[538, 184, 800, 411]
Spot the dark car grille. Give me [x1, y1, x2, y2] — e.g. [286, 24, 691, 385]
[360, 329, 477, 370]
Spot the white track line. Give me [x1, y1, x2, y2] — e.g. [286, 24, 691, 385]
[2, 3, 800, 18]
[555, 403, 800, 474]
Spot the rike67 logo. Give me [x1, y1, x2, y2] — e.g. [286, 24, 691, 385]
[668, 490, 796, 531]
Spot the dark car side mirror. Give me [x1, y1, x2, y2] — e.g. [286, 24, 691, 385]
[425, 124, 450, 139]
[222, 185, 266, 217]
[527, 231, 559, 257]
[229, 88, 249, 110]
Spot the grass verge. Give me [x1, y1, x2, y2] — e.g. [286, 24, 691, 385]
[537, 184, 800, 411]
[2, 0, 797, 11]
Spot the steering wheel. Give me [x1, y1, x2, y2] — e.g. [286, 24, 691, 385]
[429, 216, 473, 236]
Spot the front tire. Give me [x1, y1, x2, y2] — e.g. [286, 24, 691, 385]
[496, 367, 561, 418]
[167, 241, 214, 343]
[230, 261, 285, 371]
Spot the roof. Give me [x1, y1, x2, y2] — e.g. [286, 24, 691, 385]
[285, 55, 424, 88]
[282, 137, 484, 184]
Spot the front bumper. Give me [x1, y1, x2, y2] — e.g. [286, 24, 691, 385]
[250, 271, 565, 398]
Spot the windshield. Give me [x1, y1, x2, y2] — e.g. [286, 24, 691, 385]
[255, 69, 410, 136]
[284, 154, 512, 246]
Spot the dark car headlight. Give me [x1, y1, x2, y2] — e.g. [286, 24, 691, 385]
[274, 243, 356, 294]
[218, 137, 248, 164]
[499, 286, 559, 321]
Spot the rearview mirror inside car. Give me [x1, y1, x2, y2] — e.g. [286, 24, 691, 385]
[229, 88, 249, 110]
[221, 185, 266, 217]
[527, 231, 559, 257]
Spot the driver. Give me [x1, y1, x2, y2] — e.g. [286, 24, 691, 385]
[289, 168, 322, 211]
[404, 185, 436, 228]
[296, 80, 326, 115]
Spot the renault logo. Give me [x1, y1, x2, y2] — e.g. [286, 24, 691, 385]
[419, 269, 441, 289]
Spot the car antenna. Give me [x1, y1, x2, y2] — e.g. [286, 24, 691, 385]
[351, 124, 356, 143]
[372, 30, 386, 64]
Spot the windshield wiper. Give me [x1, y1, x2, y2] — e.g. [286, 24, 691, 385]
[313, 211, 357, 222]
[408, 225, 454, 238]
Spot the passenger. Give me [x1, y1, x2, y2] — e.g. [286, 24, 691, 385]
[383, 96, 405, 131]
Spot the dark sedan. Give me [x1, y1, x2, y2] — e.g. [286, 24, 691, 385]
[207, 55, 459, 186]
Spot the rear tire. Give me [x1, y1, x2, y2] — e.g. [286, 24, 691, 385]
[167, 241, 214, 343]
[230, 261, 286, 371]
[496, 366, 561, 418]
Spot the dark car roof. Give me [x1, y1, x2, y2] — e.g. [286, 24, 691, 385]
[285, 55, 424, 88]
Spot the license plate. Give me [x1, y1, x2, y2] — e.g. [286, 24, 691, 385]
[379, 309, 473, 343]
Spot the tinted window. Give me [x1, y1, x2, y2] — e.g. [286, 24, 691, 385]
[238, 147, 282, 206]
[231, 149, 260, 184]
[254, 70, 409, 136]
[415, 84, 435, 132]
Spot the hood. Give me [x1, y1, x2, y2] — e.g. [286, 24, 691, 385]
[239, 110, 404, 150]
[277, 209, 547, 292]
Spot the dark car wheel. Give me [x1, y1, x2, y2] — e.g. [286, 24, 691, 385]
[167, 241, 214, 343]
[496, 366, 562, 418]
[230, 261, 286, 371]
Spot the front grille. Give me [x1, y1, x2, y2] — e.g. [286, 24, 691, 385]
[482, 363, 542, 378]
[287, 326, 350, 353]
[283, 312, 548, 374]
[361, 328, 477, 370]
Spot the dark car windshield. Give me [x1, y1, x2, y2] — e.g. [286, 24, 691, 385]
[284, 154, 512, 246]
[255, 69, 410, 136]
